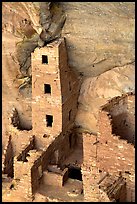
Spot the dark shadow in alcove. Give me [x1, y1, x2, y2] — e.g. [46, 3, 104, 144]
[111, 112, 134, 145]
[68, 166, 82, 181]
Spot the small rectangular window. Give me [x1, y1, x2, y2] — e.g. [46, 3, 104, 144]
[69, 82, 71, 91]
[69, 134, 72, 149]
[69, 110, 72, 121]
[44, 84, 51, 94]
[46, 115, 53, 127]
[42, 55, 48, 64]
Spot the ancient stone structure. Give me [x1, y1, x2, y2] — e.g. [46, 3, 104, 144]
[31, 37, 80, 148]
[3, 38, 82, 201]
[2, 38, 135, 202]
[81, 93, 135, 202]
[2, 135, 13, 178]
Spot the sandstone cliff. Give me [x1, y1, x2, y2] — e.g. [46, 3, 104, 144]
[2, 2, 135, 138]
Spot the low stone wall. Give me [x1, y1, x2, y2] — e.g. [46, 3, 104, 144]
[9, 129, 33, 156]
[98, 110, 135, 202]
[14, 136, 34, 179]
[97, 111, 134, 174]
[13, 131, 73, 197]
[81, 132, 110, 202]
[8, 107, 33, 157]
[36, 127, 78, 171]
[102, 93, 135, 145]
[81, 107, 135, 202]
[43, 167, 68, 187]
[30, 150, 43, 194]
[2, 135, 14, 177]
[14, 148, 43, 198]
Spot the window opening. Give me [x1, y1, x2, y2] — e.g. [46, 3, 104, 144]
[44, 84, 51, 94]
[69, 134, 72, 149]
[46, 115, 53, 127]
[42, 55, 48, 64]
[68, 167, 82, 181]
[69, 81, 71, 91]
[69, 110, 72, 121]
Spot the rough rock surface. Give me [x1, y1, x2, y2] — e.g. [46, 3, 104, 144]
[62, 2, 135, 76]
[75, 63, 135, 133]
[2, 2, 135, 139]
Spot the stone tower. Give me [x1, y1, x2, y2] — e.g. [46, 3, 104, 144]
[31, 38, 80, 148]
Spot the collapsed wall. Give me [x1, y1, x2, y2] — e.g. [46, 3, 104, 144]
[3, 38, 82, 202]
[3, 33, 134, 202]
[2, 135, 14, 178]
[13, 127, 78, 199]
[6, 107, 33, 156]
[102, 93, 135, 145]
[81, 93, 135, 202]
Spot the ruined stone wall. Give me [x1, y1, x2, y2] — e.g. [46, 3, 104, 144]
[97, 111, 135, 201]
[39, 127, 77, 170]
[97, 111, 135, 174]
[14, 146, 43, 198]
[14, 136, 35, 179]
[29, 150, 43, 195]
[81, 133, 110, 202]
[126, 95, 135, 144]
[76, 131, 83, 149]
[7, 107, 33, 156]
[14, 160, 30, 181]
[43, 171, 63, 187]
[17, 136, 35, 160]
[42, 167, 68, 187]
[16, 168, 32, 200]
[102, 94, 135, 145]
[11, 130, 33, 156]
[16, 129, 77, 196]
[82, 108, 135, 202]
[59, 40, 81, 132]
[2, 135, 14, 177]
[14, 155, 32, 199]
[56, 130, 77, 166]
[13, 141, 70, 198]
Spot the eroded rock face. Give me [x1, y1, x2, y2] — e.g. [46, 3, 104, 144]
[75, 63, 135, 133]
[2, 2, 135, 138]
[62, 2, 135, 77]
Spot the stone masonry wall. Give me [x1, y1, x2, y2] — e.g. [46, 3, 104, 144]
[97, 110, 135, 202]
[32, 43, 62, 140]
[40, 127, 78, 171]
[82, 132, 110, 202]
[14, 136, 35, 179]
[25, 129, 77, 196]
[32, 38, 81, 149]
[59, 39, 81, 132]
[14, 148, 43, 199]
[11, 127, 78, 199]
[82, 108, 135, 202]
[7, 107, 33, 156]
[97, 111, 135, 175]
[102, 94, 135, 145]
[2, 135, 14, 178]
[42, 168, 68, 187]
[16, 153, 42, 200]
[29, 150, 43, 195]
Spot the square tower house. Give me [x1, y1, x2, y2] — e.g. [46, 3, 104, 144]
[32, 38, 80, 145]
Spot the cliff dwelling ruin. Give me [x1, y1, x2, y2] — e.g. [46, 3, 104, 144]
[2, 37, 135, 202]
[2, 2, 135, 202]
